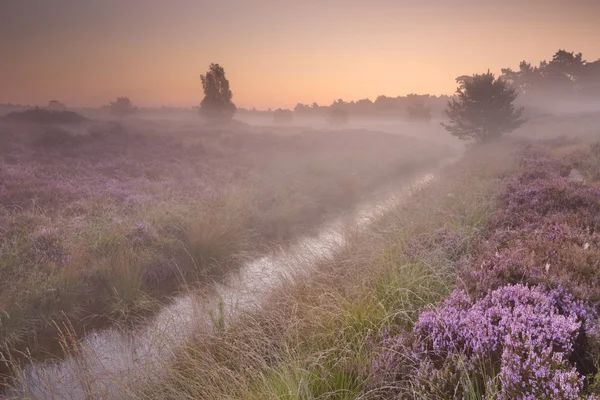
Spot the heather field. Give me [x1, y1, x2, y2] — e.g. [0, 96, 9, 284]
[112, 135, 600, 399]
[0, 117, 449, 371]
[4, 115, 600, 400]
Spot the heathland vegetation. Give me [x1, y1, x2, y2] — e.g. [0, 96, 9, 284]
[121, 133, 600, 400]
[0, 113, 447, 383]
[2, 51, 600, 400]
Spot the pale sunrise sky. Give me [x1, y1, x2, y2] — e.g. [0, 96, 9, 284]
[1, 0, 599, 109]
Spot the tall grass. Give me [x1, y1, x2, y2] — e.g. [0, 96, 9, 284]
[0, 119, 450, 385]
[123, 140, 515, 400]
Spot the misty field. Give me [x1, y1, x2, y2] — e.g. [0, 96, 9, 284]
[124, 134, 600, 400]
[0, 116, 449, 374]
[3, 0, 600, 396]
[3, 110, 600, 399]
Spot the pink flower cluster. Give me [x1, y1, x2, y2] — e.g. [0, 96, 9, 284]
[370, 144, 600, 398]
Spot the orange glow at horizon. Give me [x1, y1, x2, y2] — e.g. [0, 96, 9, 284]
[1, 0, 599, 110]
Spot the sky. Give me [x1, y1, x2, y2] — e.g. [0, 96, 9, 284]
[1, 0, 599, 109]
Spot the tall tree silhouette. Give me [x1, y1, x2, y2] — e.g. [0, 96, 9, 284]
[501, 49, 600, 98]
[442, 72, 525, 141]
[200, 63, 236, 124]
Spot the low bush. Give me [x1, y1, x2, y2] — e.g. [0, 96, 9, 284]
[2, 108, 88, 124]
[372, 285, 598, 399]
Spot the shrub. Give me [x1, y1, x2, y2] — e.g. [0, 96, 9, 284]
[371, 146, 600, 398]
[3, 108, 87, 124]
[47, 100, 67, 111]
[372, 285, 598, 399]
[109, 97, 137, 117]
[466, 219, 600, 297]
[442, 72, 526, 141]
[464, 147, 600, 300]
[501, 177, 600, 229]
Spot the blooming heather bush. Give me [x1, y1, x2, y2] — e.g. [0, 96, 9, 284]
[501, 177, 600, 229]
[465, 220, 600, 303]
[515, 152, 570, 183]
[469, 146, 600, 300]
[370, 146, 600, 399]
[2, 108, 88, 124]
[372, 285, 598, 399]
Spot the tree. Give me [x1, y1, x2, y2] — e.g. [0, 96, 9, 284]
[273, 108, 294, 124]
[580, 59, 600, 98]
[499, 50, 600, 99]
[406, 94, 431, 122]
[442, 72, 525, 141]
[501, 61, 544, 97]
[199, 63, 236, 124]
[47, 100, 66, 111]
[294, 103, 311, 114]
[109, 97, 137, 117]
[328, 107, 349, 125]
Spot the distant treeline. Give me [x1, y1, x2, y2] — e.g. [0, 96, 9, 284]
[500, 49, 600, 100]
[238, 49, 600, 119]
[3, 49, 598, 121]
[238, 94, 448, 120]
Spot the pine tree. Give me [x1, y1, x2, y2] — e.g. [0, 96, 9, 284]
[442, 72, 525, 141]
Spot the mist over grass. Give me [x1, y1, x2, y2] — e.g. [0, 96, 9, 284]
[0, 115, 450, 383]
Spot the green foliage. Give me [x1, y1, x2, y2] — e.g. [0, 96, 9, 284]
[442, 72, 526, 141]
[501, 49, 600, 98]
[200, 63, 236, 124]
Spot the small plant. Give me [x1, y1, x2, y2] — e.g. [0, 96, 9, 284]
[442, 72, 526, 141]
[109, 97, 137, 117]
